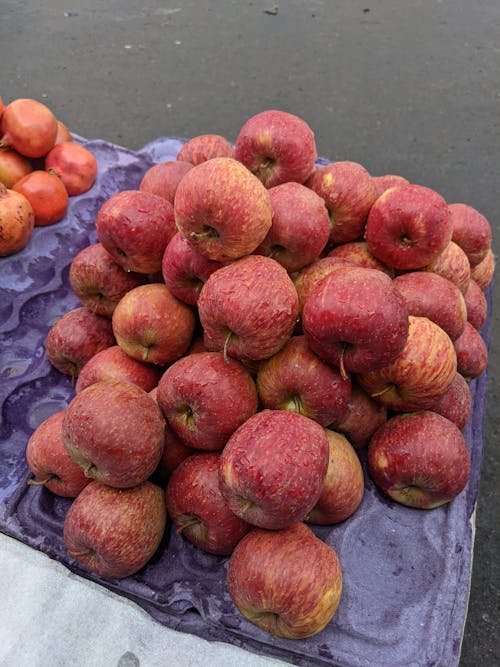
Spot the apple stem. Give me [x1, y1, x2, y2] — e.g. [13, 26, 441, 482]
[28, 474, 57, 487]
[83, 461, 98, 478]
[177, 516, 200, 534]
[370, 384, 393, 398]
[142, 346, 150, 362]
[68, 548, 91, 559]
[223, 330, 232, 364]
[339, 346, 349, 381]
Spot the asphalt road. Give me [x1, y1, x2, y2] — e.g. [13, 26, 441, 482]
[2, 1, 499, 665]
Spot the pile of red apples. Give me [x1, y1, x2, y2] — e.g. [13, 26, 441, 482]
[26, 110, 494, 641]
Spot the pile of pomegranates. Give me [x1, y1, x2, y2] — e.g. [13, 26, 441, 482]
[0, 96, 98, 256]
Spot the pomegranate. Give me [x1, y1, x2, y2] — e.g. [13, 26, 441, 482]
[0, 149, 33, 188]
[12, 170, 68, 226]
[0, 183, 35, 256]
[0, 98, 57, 158]
[54, 120, 73, 145]
[45, 141, 97, 195]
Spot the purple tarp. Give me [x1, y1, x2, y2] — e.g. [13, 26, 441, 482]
[0, 136, 491, 667]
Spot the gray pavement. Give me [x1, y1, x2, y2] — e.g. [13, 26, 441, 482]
[1, 1, 499, 665]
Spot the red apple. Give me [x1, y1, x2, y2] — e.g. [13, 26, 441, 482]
[156, 351, 258, 451]
[464, 279, 488, 330]
[328, 241, 395, 277]
[302, 265, 409, 378]
[358, 315, 457, 412]
[305, 429, 364, 524]
[365, 184, 453, 269]
[254, 181, 330, 272]
[63, 480, 167, 579]
[26, 410, 90, 497]
[330, 381, 387, 450]
[174, 157, 273, 261]
[372, 174, 409, 197]
[75, 345, 161, 394]
[471, 247, 495, 290]
[256, 335, 351, 427]
[368, 411, 471, 509]
[112, 283, 196, 365]
[95, 189, 176, 274]
[453, 321, 489, 380]
[198, 255, 299, 362]
[226, 522, 342, 638]
[161, 232, 224, 306]
[423, 240, 471, 294]
[234, 109, 317, 188]
[218, 409, 329, 529]
[166, 452, 251, 555]
[393, 271, 467, 341]
[45, 306, 115, 377]
[429, 372, 472, 430]
[306, 160, 377, 244]
[448, 202, 492, 267]
[176, 134, 235, 164]
[139, 160, 193, 204]
[69, 242, 144, 318]
[62, 379, 165, 488]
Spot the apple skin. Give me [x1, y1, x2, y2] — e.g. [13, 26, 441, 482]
[358, 315, 457, 412]
[112, 283, 196, 365]
[448, 202, 492, 267]
[226, 522, 342, 639]
[256, 335, 351, 427]
[234, 109, 317, 188]
[471, 247, 495, 290]
[464, 279, 488, 330]
[393, 271, 467, 341]
[62, 379, 165, 488]
[63, 480, 167, 579]
[198, 255, 299, 362]
[453, 321, 489, 380]
[372, 174, 409, 198]
[161, 232, 225, 306]
[302, 265, 409, 378]
[328, 241, 395, 277]
[139, 160, 193, 204]
[45, 306, 115, 378]
[254, 181, 330, 272]
[26, 410, 91, 497]
[329, 381, 387, 450]
[422, 240, 471, 295]
[166, 452, 251, 555]
[368, 411, 471, 509]
[75, 345, 161, 394]
[156, 351, 258, 451]
[151, 420, 196, 486]
[306, 160, 378, 244]
[305, 429, 364, 525]
[174, 157, 273, 262]
[429, 372, 472, 430]
[176, 134, 235, 164]
[365, 184, 453, 270]
[218, 409, 329, 530]
[69, 242, 144, 318]
[95, 189, 177, 274]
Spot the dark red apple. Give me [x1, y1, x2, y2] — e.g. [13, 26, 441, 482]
[464, 279, 488, 330]
[254, 181, 330, 272]
[139, 160, 193, 204]
[234, 109, 317, 188]
[453, 321, 488, 380]
[423, 240, 471, 294]
[256, 335, 351, 427]
[302, 265, 409, 378]
[63, 480, 167, 579]
[45, 306, 115, 378]
[471, 247, 495, 290]
[95, 189, 176, 274]
[429, 372, 472, 430]
[174, 157, 273, 261]
[365, 184, 453, 269]
[62, 379, 165, 488]
[372, 174, 409, 197]
[166, 452, 251, 555]
[328, 241, 394, 277]
[330, 382, 387, 450]
[161, 232, 224, 306]
[358, 315, 457, 412]
[198, 255, 299, 362]
[26, 410, 90, 497]
[226, 522, 342, 638]
[176, 134, 235, 164]
[69, 242, 144, 318]
[218, 409, 329, 529]
[112, 283, 196, 365]
[368, 411, 471, 509]
[156, 351, 258, 451]
[448, 202, 492, 267]
[306, 160, 377, 244]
